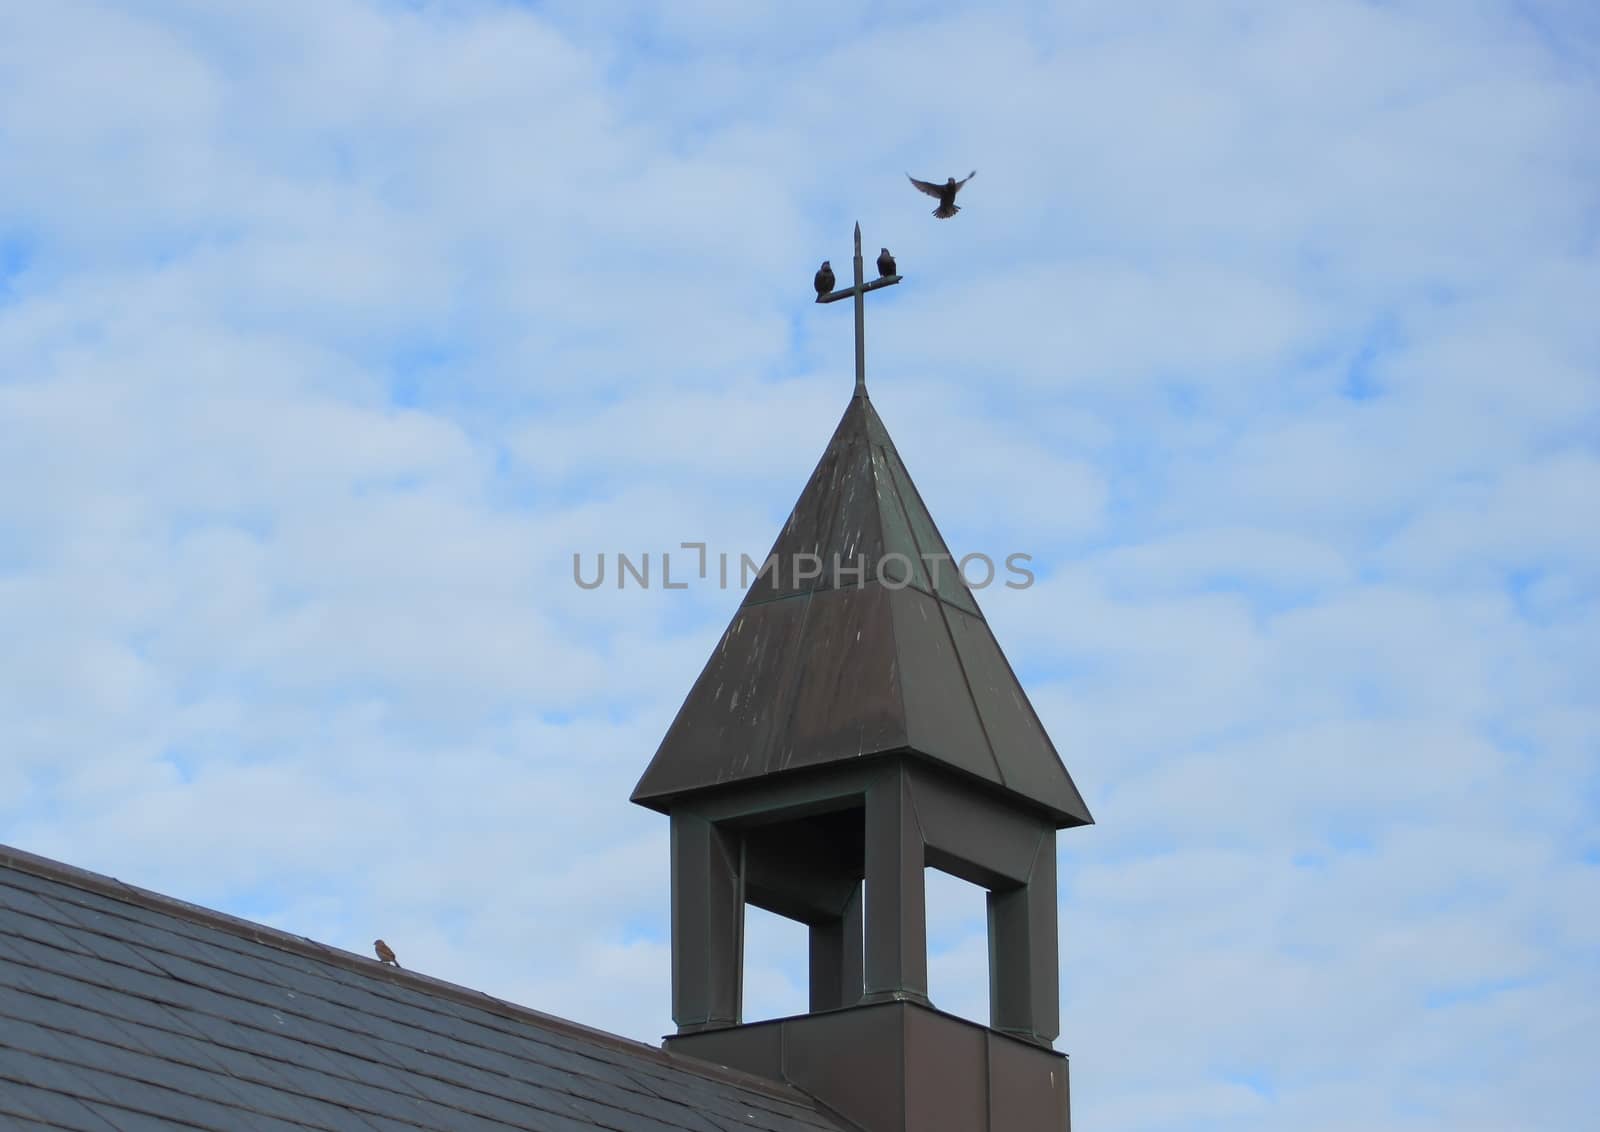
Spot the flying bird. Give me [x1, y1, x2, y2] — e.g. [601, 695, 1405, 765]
[876, 248, 897, 277]
[907, 170, 977, 219]
[814, 260, 836, 296]
[373, 939, 401, 968]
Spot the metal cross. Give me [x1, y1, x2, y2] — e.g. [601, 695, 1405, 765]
[815, 222, 902, 397]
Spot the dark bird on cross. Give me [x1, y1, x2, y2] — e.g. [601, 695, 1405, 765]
[814, 260, 836, 296]
[373, 939, 401, 968]
[876, 248, 897, 277]
[907, 170, 977, 219]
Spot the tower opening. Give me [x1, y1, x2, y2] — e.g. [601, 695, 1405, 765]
[742, 903, 809, 1023]
[926, 866, 992, 1027]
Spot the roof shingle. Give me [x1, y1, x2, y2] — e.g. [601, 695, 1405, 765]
[0, 845, 857, 1132]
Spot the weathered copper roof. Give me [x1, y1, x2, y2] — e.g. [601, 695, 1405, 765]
[631, 392, 1092, 827]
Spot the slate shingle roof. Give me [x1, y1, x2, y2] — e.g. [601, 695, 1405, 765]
[0, 845, 857, 1132]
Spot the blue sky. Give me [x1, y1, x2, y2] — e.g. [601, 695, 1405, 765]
[1, 1, 1597, 1128]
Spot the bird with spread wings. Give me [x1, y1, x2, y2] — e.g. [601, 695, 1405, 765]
[907, 170, 977, 219]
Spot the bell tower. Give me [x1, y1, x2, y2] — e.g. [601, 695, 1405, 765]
[632, 230, 1092, 1131]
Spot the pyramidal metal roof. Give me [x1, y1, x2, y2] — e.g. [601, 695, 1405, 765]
[631, 391, 1093, 828]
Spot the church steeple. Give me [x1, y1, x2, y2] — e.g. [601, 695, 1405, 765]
[635, 232, 1088, 1131]
[631, 389, 1092, 827]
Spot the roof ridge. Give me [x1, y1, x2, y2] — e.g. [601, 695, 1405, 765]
[0, 842, 831, 1109]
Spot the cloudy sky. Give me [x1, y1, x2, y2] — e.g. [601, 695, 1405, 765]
[2, 0, 1597, 1128]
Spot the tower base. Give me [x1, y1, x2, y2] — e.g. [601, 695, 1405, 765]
[665, 1001, 1070, 1132]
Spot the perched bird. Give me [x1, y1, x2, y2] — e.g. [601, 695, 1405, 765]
[373, 939, 401, 968]
[876, 247, 897, 278]
[814, 260, 835, 296]
[907, 170, 977, 219]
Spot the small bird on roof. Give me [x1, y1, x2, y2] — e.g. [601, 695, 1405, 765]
[907, 170, 977, 219]
[373, 939, 401, 968]
[814, 260, 836, 296]
[877, 248, 897, 277]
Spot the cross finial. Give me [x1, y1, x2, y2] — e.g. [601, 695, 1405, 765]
[814, 221, 902, 397]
